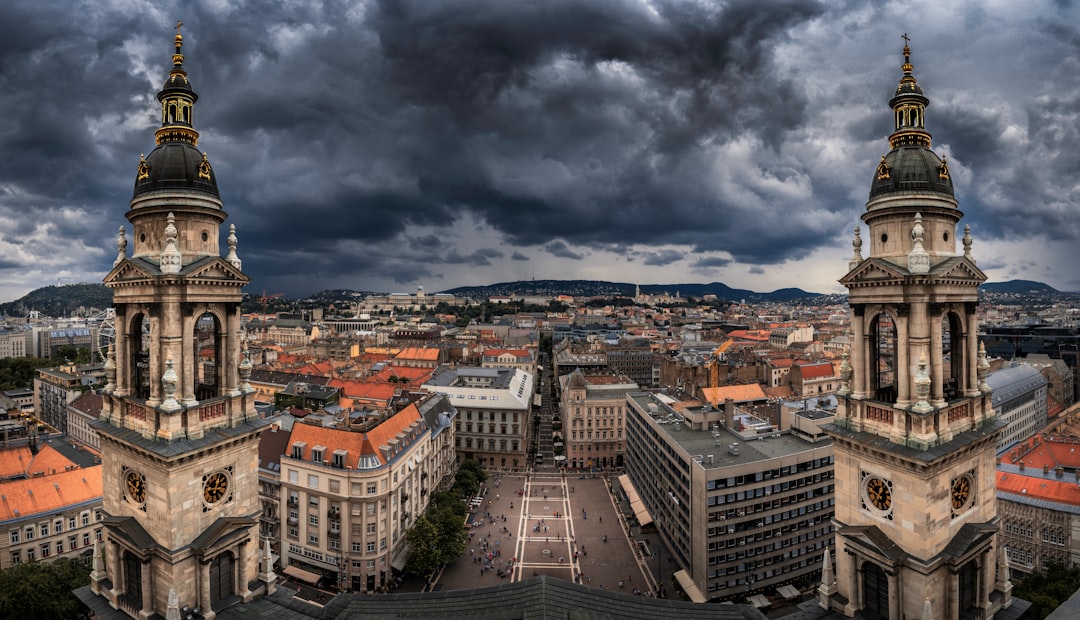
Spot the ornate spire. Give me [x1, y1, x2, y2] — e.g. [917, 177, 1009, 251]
[907, 213, 930, 274]
[155, 21, 200, 147]
[849, 226, 863, 271]
[225, 223, 242, 270]
[889, 35, 932, 149]
[160, 212, 182, 273]
[114, 226, 127, 267]
[962, 224, 974, 262]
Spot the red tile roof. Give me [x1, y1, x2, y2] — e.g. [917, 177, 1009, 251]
[797, 362, 834, 379]
[26, 444, 78, 477]
[289, 403, 423, 467]
[997, 470, 1080, 505]
[0, 465, 103, 520]
[0, 447, 33, 480]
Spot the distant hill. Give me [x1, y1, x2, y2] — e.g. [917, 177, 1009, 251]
[981, 280, 1059, 294]
[0, 283, 113, 318]
[442, 279, 822, 302]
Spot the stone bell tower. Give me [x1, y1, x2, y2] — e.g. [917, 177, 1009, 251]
[821, 39, 1012, 620]
[90, 24, 270, 619]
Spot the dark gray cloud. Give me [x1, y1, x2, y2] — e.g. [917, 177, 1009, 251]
[1, 0, 1079, 299]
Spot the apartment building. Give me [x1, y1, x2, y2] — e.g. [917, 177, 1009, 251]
[987, 365, 1049, 453]
[423, 365, 533, 468]
[560, 370, 638, 469]
[625, 392, 834, 602]
[34, 364, 104, 434]
[481, 348, 536, 377]
[277, 394, 455, 592]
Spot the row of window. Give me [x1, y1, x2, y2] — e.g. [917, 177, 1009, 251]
[457, 422, 520, 434]
[456, 437, 519, 451]
[9, 511, 99, 545]
[462, 411, 518, 421]
[10, 529, 102, 565]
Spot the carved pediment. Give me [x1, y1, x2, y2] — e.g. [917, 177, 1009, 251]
[931, 257, 987, 283]
[183, 257, 249, 284]
[840, 258, 906, 286]
[103, 258, 156, 285]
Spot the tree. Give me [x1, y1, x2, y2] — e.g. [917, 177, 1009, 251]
[0, 557, 91, 619]
[404, 515, 442, 578]
[1012, 562, 1080, 619]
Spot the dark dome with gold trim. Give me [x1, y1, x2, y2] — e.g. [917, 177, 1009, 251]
[868, 41, 953, 201]
[132, 24, 219, 199]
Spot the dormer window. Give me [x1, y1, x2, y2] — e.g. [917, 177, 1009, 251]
[291, 442, 306, 459]
[332, 450, 347, 469]
[311, 446, 326, 463]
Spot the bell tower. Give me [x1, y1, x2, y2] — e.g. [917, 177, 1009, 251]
[822, 39, 1012, 620]
[90, 24, 269, 619]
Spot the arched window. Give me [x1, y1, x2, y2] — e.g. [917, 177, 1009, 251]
[869, 313, 896, 403]
[129, 313, 151, 400]
[194, 312, 224, 400]
[942, 312, 964, 399]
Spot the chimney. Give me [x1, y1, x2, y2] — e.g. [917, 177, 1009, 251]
[1043, 464, 1049, 476]
[1018, 460, 1025, 471]
[1055, 466, 1064, 478]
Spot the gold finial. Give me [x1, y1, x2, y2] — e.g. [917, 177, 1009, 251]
[900, 33, 913, 73]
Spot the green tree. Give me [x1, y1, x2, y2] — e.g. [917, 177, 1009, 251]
[1013, 562, 1080, 619]
[404, 515, 442, 578]
[0, 557, 91, 619]
[430, 506, 467, 559]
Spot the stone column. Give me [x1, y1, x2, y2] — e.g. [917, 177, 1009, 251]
[982, 550, 995, 610]
[139, 558, 153, 618]
[226, 306, 242, 397]
[181, 311, 198, 408]
[887, 570, 900, 620]
[114, 307, 129, 397]
[949, 567, 960, 620]
[930, 306, 945, 407]
[851, 308, 867, 399]
[966, 309, 980, 397]
[200, 559, 215, 620]
[147, 314, 162, 407]
[107, 540, 122, 607]
[237, 542, 252, 601]
[895, 310, 911, 407]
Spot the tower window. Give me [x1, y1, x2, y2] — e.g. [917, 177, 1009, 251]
[880, 233, 888, 243]
[202, 231, 208, 242]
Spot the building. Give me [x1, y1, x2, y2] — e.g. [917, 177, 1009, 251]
[1015, 354, 1073, 409]
[996, 413, 1080, 576]
[987, 365, 1048, 453]
[34, 364, 104, 434]
[605, 339, 658, 388]
[278, 394, 455, 591]
[67, 391, 104, 450]
[34, 326, 100, 360]
[423, 365, 533, 468]
[789, 361, 837, 397]
[560, 370, 638, 469]
[86, 28, 272, 618]
[481, 348, 536, 376]
[624, 392, 835, 601]
[0, 328, 29, 359]
[822, 43, 1012, 620]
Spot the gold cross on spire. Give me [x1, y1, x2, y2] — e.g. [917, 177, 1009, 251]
[901, 32, 910, 45]
[176, 20, 183, 36]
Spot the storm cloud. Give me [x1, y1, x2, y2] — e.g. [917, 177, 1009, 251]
[2, 0, 1080, 300]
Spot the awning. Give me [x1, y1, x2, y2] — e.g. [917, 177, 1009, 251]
[619, 474, 653, 527]
[673, 569, 707, 603]
[391, 545, 411, 571]
[777, 584, 800, 599]
[282, 564, 320, 584]
[749, 594, 771, 609]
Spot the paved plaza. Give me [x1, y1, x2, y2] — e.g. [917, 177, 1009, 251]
[435, 472, 656, 596]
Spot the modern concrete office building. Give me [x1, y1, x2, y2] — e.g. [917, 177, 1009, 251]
[624, 392, 835, 602]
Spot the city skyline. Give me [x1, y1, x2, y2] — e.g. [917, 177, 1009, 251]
[3, 0, 1080, 302]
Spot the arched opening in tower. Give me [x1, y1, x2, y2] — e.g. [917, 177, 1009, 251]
[869, 313, 896, 403]
[195, 312, 223, 400]
[942, 312, 965, 400]
[130, 313, 151, 400]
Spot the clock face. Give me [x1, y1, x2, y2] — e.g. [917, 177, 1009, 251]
[951, 475, 973, 511]
[865, 477, 892, 511]
[125, 471, 146, 503]
[203, 471, 229, 504]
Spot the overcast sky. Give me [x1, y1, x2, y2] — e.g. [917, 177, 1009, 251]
[1, 0, 1079, 302]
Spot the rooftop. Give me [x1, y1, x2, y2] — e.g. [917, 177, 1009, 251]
[629, 393, 830, 471]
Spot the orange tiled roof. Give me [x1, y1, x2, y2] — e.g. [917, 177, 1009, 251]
[701, 384, 768, 405]
[26, 444, 78, 477]
[394, 347, 441, 361]
[0, 447, 33, 479]
[369, 366, 434, 384]
[329, 379, 398, 403]
[0, 465, 103, 521]
[797, 362, 834, 379]
[997, 470, 1080, 506]
[289, 403, 423, 467]
[763, 386, 795, 399]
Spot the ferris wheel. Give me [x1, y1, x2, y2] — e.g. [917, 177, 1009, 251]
[91, 307, 115, 362]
